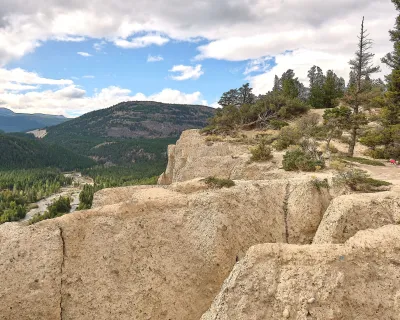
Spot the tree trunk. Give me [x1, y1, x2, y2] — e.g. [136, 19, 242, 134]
[348, 127, 357, 157]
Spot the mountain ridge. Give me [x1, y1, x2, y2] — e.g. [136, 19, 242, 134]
[0, 107, 68, 132]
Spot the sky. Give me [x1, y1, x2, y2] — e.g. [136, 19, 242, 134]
[0, 0, 397, 117]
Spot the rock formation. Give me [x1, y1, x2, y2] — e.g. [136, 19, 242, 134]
[201, 225, 400, 320]
[1, 129, 399, 320]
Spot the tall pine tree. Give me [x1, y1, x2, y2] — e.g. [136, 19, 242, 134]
[342, 17, 380, 157]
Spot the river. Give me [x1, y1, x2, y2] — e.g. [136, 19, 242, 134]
[22, 172, 93, 222]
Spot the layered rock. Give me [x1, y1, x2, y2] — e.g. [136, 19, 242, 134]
[201, 225, 400, 320]
[314, 191, 400, 244]
[0, 179, 329, 320]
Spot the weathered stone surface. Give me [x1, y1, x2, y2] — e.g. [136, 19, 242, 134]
[0, 179, 328, 320]
[158, 130, 283, 184]
[314, 191, 400, 244]
[0, 223, 62, 320]
[201, 225, 400, 320]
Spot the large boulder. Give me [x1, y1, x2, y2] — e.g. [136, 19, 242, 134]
[0, 179, 329, 320]
[157, 130, 283, 184]
[313, 191, 400, 244]
[201, 225, 400, 320]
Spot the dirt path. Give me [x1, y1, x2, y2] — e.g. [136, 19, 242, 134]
[22, 172, 93, 222]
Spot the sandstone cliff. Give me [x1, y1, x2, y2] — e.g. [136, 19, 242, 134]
[1, 129, 399, 320]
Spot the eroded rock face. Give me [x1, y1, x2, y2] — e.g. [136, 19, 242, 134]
[313, 191, 400, 244]
[0, 223, 62, 320]
[0, 179, 328, 320]
[201, 225, 400, 320]
[157, 130, 283, 184]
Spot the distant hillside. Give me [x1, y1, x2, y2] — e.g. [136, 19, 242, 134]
[0, 108, 68, 133]
[0, 133, 95, 171]
[46, 101, 215, 139]
[44, 101, 215, 167]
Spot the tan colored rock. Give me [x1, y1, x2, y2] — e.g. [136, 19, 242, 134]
[158, 130, 283, 184]
[313, 191, 400, 244]
[0, 223, 62, 320]
[0, 179, 328, 320]
[201, 225, 400, 320]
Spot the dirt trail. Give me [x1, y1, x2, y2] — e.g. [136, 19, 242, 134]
[22, 173, 93, 222]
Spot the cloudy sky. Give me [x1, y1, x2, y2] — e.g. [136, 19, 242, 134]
[0, 0, 396, 117]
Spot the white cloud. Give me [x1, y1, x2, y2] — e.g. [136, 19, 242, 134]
[93, 40, 106, 51]
[147, 54, 164, 62]
[169, 64, 204, 81]
[53, 35, 86, 42]
[77, 52, 92, 57]
[114, 35, 169, 49]
[0, 67, 207, 116]
[83, 75, 95, 79]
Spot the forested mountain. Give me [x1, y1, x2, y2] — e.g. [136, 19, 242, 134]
[43, 101, 215, 167]
[0, 108, 67, 132]
[0, 133, 95, 170]
[46, 101, 214, 139]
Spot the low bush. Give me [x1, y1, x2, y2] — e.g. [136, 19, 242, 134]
[203, 177, 235, 189]
[333, 169, 391, 192]
[311, 178, 330, 190]
[250, 139, 273, 162]
[274, 126, 302, 151]
[282, 149, 325, 172]
[269, 119, 289, 130]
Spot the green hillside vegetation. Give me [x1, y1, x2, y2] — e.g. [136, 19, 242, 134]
[0, 133, 95, 171]
[0, 169, 72, 224]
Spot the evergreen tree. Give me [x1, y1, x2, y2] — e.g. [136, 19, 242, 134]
[382, 0, 400, 71]
[308, 66, 325, 108]
[342, 17, 380, 157]
[322, 70, 345, 108]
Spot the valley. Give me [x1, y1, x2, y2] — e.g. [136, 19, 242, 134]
[22, 172, 93, 223]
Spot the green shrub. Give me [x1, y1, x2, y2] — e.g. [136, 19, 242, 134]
[203, 177, 235, 189]
[333, 169, 391, 192]
[274, 126, 302, 151]
[311, 178, 330, 190]
[250, 139, 273, 162]
[282, 149, 325, 172]
[269, 119, 289, 130]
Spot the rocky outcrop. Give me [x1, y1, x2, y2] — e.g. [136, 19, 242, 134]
[158, 130, 284, 184]
[2, 127, 399, 320]
[0, 179, 329, 320]
[314, 191, 400, 244]
[201, 225, 400, 320]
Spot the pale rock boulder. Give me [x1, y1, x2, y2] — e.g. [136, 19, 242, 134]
[0, 223, 63, 320]
[313, 191, 400, 244]
[0, 179, 329, 320]
[201, 225, 400, 320]
[158, 130, 282, 184]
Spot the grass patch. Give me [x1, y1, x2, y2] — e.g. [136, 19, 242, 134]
[203, 177, 235, 189]
[339, 156, 385, 166]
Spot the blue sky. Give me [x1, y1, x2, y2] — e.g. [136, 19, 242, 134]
[0, 0, 396, 117]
